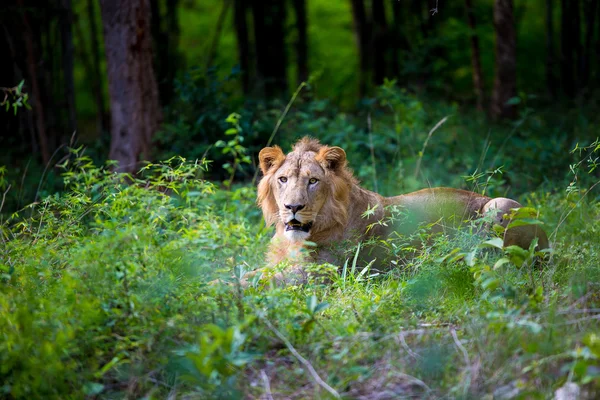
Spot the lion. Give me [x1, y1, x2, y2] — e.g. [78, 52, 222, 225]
[252, 137, 548, 284]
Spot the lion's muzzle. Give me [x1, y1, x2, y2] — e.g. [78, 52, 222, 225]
[285, 219, 313, 233]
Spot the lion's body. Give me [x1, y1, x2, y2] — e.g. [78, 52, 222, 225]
[257, 138, 549, 271]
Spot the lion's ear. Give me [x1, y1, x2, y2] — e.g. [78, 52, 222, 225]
[316, 146, 347, 171]
[259, 146, 285, 175]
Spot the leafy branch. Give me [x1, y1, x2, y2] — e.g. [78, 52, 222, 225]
[1, 80, 31, 115]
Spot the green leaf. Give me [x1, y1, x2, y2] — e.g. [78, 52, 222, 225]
[436, 247, 462, 264]
[17, 79, 24, 94]
[479, 237, 504, 250]
[351, 242, 361, 276]
[583, 333, 600, 357]
[357, 259, 375, 281]
[481, 277, 500, 291]
[493, 257, 510, 270]
[95, 357, 122, 378]
[517, 320, 542, 334]
[314, 302, 330, 314]
[505, 96, 521, 105]
[504, 245, 531, 267]
[307, 295, 317, 314]
[506, 218, 544, 229]
[464, 249, 477, 267]
[83, 382, 104, 395]
[509, 206, 539, 219]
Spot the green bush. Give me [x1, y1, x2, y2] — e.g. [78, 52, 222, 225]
[0, 152, 265, 398]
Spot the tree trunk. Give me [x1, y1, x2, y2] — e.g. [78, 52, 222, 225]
[371, 0, 387, 85]
[206, 0, 232, 69]
[596, 0, 600, 88]
[582, 0, 598, 88]
[99, 0, 162, 173]
[465, 0, 485, 110]
[149, 0, 179, 106]
[573, 0, 583, 93]
[166, 0, 180, 103]
[20, 0, 50, 165]
[292, 0, 308, 85]
[412, 0, 429, 39]
[251, 0, 287, 97]
[561, 0, 575, 97]
[545, 0, 556, 98]
[149, 0, 164, 88]
[391, 0, 402, 78]
[87, 0, 107, 137]
[490, 0, 517, 120]
[61, 0, 77, 135]
[350, 0, 370, 97]
[234, 0, 251, 92]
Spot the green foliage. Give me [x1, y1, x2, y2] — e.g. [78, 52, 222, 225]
[215, 113, 251, 187]
[0, 80, 31, 115]
[0, 151, 266, 398]
[154, 67, 254, 175]
[176, 321, 255, 397]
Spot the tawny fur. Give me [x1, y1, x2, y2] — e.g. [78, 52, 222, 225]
[257, 137, 549, 269]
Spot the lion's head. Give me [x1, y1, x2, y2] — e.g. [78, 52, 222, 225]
[257, 138, 356, 242]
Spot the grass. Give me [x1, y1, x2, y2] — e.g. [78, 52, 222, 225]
[1, 126, 600, 399]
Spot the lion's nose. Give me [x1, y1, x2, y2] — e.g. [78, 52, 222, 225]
[285, 204, 305, 213]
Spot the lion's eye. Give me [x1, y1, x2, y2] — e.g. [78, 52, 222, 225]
[278, 176, 288, 183]
[308, 178, 318, 185]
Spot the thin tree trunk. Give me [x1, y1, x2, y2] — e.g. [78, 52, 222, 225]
[292, 0, 308, 85]
[371, 0, 388, 85]
[20, 0, 50, 164]
[165, 0, 180, 104]
[582, 0, 598, 88]
[561, 0, 575, 97]
[87, 0, 106, 137]
[251, 0, 267, 94]
[573, 0, 583, 93]
[490, 0, 517, 120]
[206, 0, 232, 69]
[251, 0, 287, 97]
[412, 0, 429, 39]
[61, 0, 77, 134]
[545, 0, 556, 98]
[371, 0, 387, 85]
[234, 0, 251, 92]
[149, 0, 180, 106]
[350, 0, 370, 97]
[269, 0, 287, 96]
[149, 0, 164, 86]
[391, 0, 402, 78]
[99, 0, 162, 173]
[465, 0, 484, 110]
[597, 0, 600, 87]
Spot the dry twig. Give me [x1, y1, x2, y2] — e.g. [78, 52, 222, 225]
[260, 313, 341, 398]
[260, 369, 274, 400]
[451, 328, 472, 397]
